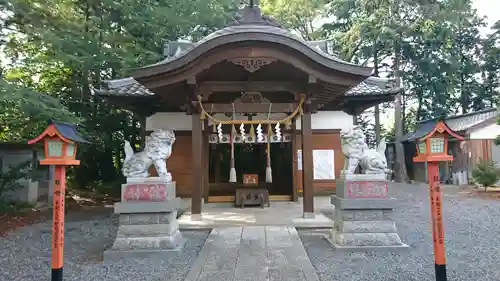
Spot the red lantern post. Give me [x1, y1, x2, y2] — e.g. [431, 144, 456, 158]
[412, 119, 464, 281]
[28, 121, 89, 281]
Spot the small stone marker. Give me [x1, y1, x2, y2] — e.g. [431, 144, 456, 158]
[330, 173, 409, 251]
[103, 177, 184, 261]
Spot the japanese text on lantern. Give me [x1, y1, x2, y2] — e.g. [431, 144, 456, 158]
[52, 190, 64, 249]
[123, 184, 167, 201]
[347, 181, 388, 198]
[435, 188, 444, 245]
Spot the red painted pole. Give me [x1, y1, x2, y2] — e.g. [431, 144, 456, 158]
[427, 162, 447, 281]
[51, 165, 66, 281]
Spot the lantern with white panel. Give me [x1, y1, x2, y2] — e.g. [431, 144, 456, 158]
[411, 118, 464, 281]
[28, 120, 90, 281]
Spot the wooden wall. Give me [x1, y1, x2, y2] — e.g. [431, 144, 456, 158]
[148, 132, 194, 198]
[295, 129, 343, 195]
[469, 139, 493, 167]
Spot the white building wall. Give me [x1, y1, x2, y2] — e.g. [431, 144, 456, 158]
[469, 122, 500, 140]
[146, 111, 354, 131]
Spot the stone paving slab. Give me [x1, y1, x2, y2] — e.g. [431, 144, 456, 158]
[183, 226, 320, 281]
[178, 198, 334, 229]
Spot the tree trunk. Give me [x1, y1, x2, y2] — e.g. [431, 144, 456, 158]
[393, 40, 409, 183]
[373, 42, 381, 144]
[416, 89, 423, 121]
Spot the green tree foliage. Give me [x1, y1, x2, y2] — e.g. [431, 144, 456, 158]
[260, 0, 328, 40]
[1, 0, 236, 191]
[0, 79, 78, 141]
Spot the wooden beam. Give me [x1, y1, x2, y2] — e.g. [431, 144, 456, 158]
[200, 81, 305, 97]
[203, 119, 210, 202]
[291, 117, 298, 202]
[202, 102, 297, 113]
[186, 76, 199, 103]
[191, 113, 203, 215]
[308, 75, 317, 84]
[306, 75, 321, 113]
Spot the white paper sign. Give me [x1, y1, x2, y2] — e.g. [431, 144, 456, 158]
[297, 150, 303, 170]
[313, 150, 335, 180]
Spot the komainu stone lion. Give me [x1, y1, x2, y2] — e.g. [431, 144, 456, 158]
[122, 129, 176, 180]
[340, 126, 391, 175]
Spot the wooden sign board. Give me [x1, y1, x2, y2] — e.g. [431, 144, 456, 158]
[243, 174, 259, 186]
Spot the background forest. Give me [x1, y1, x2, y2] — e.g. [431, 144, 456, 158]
[0, 0, 498, 191]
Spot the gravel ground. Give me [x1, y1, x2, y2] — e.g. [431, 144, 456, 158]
[0, 213, 209, 281]
[299, 183, 500, 281]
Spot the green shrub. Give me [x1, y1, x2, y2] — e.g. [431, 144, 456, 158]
[472, 159, 500, 191]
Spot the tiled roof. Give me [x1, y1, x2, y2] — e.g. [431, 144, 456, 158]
[51, 121, 91, 143]
[97, 76, 399, 98]
[94, 77, 154, 96]
[402, 120, 439, 142]
[346, 77, 401, 96]
[438, 108, 498, 132]
[145, 25, 359, 70]
[402, 108, 499, 142]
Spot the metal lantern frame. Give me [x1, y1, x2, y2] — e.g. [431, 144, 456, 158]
[412, 120, 464, 163]
[28, 120, 90, 166]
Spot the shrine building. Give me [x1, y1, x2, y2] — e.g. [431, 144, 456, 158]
[97, 3, 400, 217]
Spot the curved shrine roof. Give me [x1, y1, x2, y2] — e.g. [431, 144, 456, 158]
[132, 5, 372, 78]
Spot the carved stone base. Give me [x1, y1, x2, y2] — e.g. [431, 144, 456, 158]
[104, 179, 184, 262]
[329, 175, 409, 252]
[328, 208, 409, 251]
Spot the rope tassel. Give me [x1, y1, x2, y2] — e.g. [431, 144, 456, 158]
[229, 123, 237, 183]
[266, 124, 273, 183]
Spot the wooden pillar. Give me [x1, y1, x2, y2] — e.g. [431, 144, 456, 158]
[301, 111, 314, 217]
[291, 118, 298, 202]
[191, 113, 203, 216]
[203, 119, 210, 202]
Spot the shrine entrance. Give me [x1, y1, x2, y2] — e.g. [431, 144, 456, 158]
[202, 96, 301, 204]
[208, 141, 294, 202]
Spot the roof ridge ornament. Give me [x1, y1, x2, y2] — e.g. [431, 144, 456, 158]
[230, 0, 282, 28]
[229, 57, 277, 72]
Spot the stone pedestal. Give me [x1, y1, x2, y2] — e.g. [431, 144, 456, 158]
[104, 177, 185, 261]
[329, 173, 409, 251]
